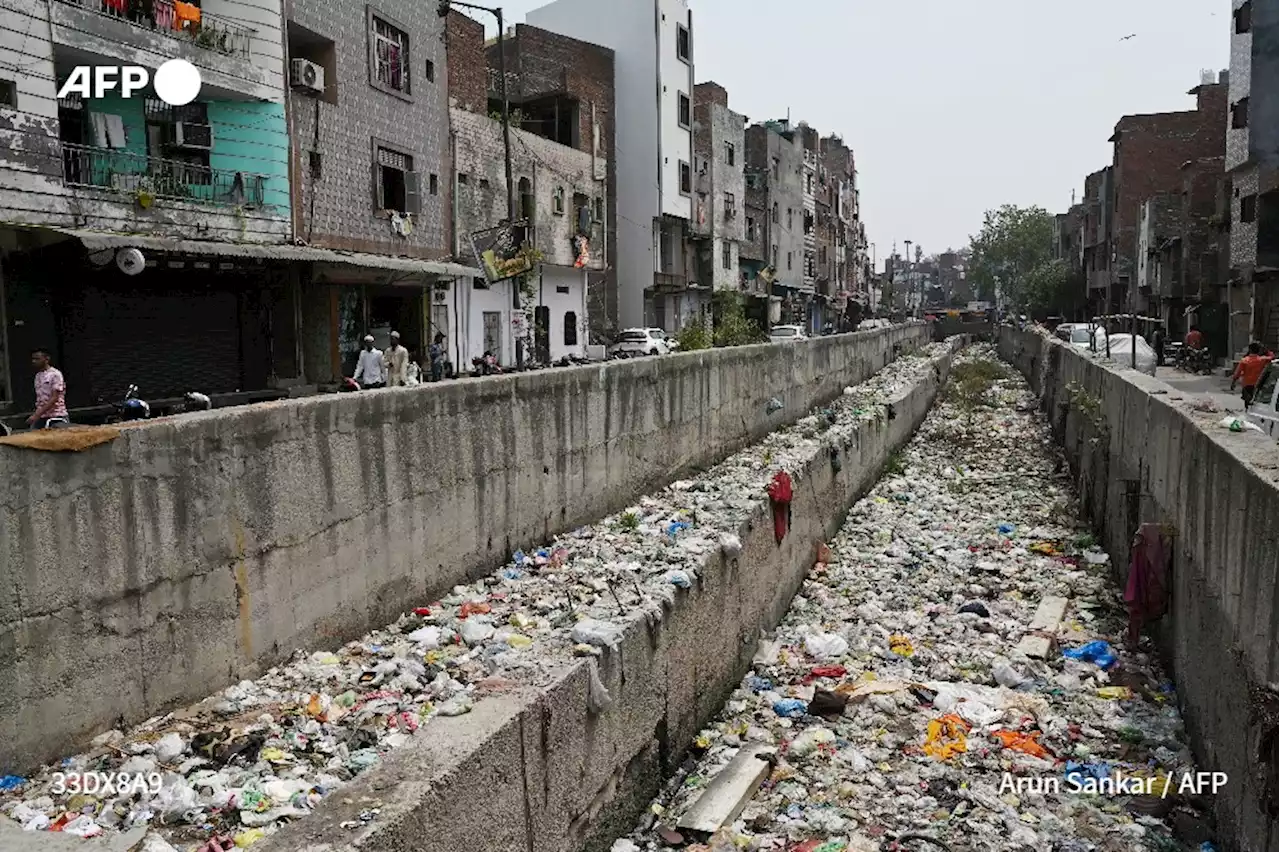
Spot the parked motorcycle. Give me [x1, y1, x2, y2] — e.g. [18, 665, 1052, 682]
[1176, 347, 1214, 375]
[470, 352, 503, 377]
[106, 385, 150, 423]
[183, 391, 212, 412]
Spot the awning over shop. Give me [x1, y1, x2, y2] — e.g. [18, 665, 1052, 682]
[40, 228, 482, 280]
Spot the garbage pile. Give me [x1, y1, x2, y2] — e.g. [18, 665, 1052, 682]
[610, 346, 1217, 852]
[0, 344, 952, 851]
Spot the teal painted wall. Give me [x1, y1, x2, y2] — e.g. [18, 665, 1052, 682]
[80, 96, 290, 215]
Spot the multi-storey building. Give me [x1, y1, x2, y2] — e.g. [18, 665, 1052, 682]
[525, 0, 695, 332]
[0, 0, 300, 412]
[1227, 0, 1278, 351]
[445, 12, 608, 367]
[820, 134, 860, 322]
[745, 120, 806, 327]
[483, 22, 617, 343]
[798, 123, 818, 328]
[1080, 166, 1114, 314]
[690, 82, 744, 312]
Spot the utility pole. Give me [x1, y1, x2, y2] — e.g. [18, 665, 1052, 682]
[438, 0, 522, 365]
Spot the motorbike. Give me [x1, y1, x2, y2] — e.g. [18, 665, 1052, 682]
[470, 352, 503, 377]
[183, 391, 212, 412]
[106, 384, 150, 423]
[1176, 347, 1214, 375]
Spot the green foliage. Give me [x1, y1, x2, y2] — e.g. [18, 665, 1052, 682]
[967, 204, 1054, 306]
[712, 292, 766, 347]
[945, 358, 1009, 422]
[618, 511, 639, 531]
[1023, 258, 1085, 318]
[675, 322, 711, 352]
[883, 451, 907, 476]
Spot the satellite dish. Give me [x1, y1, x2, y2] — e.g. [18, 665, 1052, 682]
[87, 248, 115, 267]
[116, 247, 146, 276]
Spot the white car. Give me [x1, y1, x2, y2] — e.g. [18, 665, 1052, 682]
[770, 325, 808, 343]
[1092, 330, 1157, 376]
[1063, 323, 1093, 348]
[608, 328, 671, 357]
[649, 328, 679, 352]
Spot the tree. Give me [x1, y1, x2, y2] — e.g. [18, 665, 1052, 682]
[967, 204, 1054, 307]
[1023, 258, 1085, 318]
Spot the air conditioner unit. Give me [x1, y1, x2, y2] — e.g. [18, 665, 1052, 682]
[291, 58, 325, 94]
[173, 122, 212, 149]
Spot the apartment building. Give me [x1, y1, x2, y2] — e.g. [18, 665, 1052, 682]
[745, 120, 807, 327]
[525, 0, 695, 332]
[690, 81, 745, 311]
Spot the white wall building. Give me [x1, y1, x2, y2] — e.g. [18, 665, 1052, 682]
[525, 0, 694, 331]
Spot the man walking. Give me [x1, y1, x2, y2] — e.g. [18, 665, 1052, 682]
[353, 335, 386, 389]
[28, 348, 70, 428]
[1231, 342, 1274, 408]
[384, 331, 409, 387]
[428, 333, 447, 382]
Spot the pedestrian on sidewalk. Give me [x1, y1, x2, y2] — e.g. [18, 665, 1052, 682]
[384, 331, 409, 387]
[28, 348, 70, 428]
[1230, 342, 1274, 407]
[428, 333, 447, 382]
[353, 335, 386, 389]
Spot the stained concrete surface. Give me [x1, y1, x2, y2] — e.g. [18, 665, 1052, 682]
[999, 328, 1279, 852]
[0, 324, 927, 776]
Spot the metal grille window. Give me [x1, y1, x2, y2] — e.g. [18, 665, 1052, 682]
[374, 17, 409, 92]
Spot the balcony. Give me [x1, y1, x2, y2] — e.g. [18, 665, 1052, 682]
[56, 0, 252, 58]
[652, 271, 689, 293]
[62, 143, 267, 207]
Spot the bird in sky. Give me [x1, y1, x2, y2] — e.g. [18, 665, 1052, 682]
[1120, 33, 1137, 41]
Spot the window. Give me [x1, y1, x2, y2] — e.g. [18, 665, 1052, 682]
[308, 150, 322, 179]
[771, 245, 778, 266]
[1235, 0, 1251, 33]
[374, 144, 420, 214]
[676, 23, 690, 62]
[1241, 193, 1258, 223]
[479, 177, 490, 192]
[721, 241, 731, 269]
[724, 141, 734, 165]
[0, 78, 16, 108]
[429, 173, 438, 195]
[1232, 97, 1249, 129]
[787, 208, 793, 229]
[519, 177, 534, 219]
[424, 59, 435, 82]
[677, 92, 690, 128]
[552, 186, 565, 214]
[678, 160, 691, 194]
[771, 157, 779, 180]
[564, 311, 579, 346]
[594, 196, 604, 222]
[458, 172, 469, 185]
[787, 251, 793, 270]
[772, 203, 778, 223]
[723, 191, 735, 219]
[371, 15, 410, 95]
[746, 216, 756, 241]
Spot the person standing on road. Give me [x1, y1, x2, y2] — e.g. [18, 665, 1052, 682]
[384, 331, 409, 387]
[1231, 342, 1274, 407]
[1184, 325, 1204, 350]
[28, 348, 69, 429]
[353, 335, 386, 389]
[428, 333, 446, 382]
[1151, 326, 1166, 367]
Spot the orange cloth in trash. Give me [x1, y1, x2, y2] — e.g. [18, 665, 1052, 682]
[174, 1, 201, 25]
[923, 714, 970, 760]
[992, 729, 1052, 759]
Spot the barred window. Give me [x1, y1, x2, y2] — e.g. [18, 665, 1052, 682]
[374, 17, 409, 93]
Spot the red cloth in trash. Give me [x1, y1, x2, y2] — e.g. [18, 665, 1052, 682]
[767, 470, 793, 544]
[1124, 523, 1169, 644]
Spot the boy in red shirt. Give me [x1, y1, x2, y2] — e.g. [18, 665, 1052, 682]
[1231, 342, 1274, 407]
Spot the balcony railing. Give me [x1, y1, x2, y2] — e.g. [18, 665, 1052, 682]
[56, 0, 253, 59]
[62, 143, 267, 207]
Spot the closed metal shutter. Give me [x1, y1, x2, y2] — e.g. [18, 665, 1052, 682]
[81, 285, 242, 400]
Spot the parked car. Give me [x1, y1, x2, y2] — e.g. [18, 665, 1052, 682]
[1092, 330, 1158, 376]
[1245, 362, 1279, 439]
[770, 325, 808, 343]
[649, 328, 679, 352]
[608, 328, 671, 358]
[1062, 323, 1093, 348]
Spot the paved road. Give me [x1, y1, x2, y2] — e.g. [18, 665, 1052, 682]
[1155, 365, 1244, 412]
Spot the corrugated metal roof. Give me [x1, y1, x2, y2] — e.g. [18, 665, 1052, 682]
[51, 229, 482, 279]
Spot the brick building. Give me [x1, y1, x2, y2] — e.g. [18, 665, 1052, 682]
[691, 82, 746, 307]
[1106, 78, 1227, 316]
[821, 134, 865, 319]
[483, 22, 618, 342]
[745, 120, 808, 327]
[1080, 166, 1114, 313]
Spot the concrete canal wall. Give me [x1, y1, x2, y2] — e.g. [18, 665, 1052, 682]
[998, 327, 1279, 852]
[0, 323, 927, 775]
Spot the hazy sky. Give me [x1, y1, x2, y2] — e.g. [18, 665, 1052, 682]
[478, 0, 1229, 263]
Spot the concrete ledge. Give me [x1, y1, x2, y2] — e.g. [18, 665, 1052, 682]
[242, 341, 962, 852]
[0, 325, 927, 775]
[998, 328, 1279, 852]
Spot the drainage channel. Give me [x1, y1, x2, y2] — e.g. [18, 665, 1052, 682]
[0, 341, 960, 852]
[607, 345, 1216, 852]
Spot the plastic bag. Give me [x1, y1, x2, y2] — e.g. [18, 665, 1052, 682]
[803, 632, 849, 660]
[571, 619, 624, 650]
[1062, 640, 1116, 669]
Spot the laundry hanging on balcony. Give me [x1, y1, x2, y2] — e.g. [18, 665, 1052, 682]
[173, 1, 201, 31]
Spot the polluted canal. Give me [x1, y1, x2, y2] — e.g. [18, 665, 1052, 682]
[610, 346, 1215, 852]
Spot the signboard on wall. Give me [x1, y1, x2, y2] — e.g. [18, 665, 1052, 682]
[470, 220, 533, 284]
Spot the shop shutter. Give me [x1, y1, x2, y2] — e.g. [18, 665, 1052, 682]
[80, 285, 242, 402]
